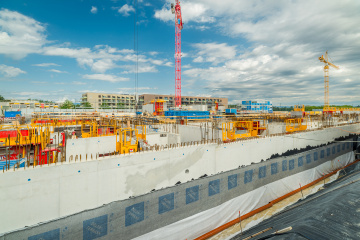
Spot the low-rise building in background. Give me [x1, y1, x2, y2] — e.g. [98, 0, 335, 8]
[139, 94, 228, 110]
[241, 100, 273, 113]
[81, 93, 136, 109]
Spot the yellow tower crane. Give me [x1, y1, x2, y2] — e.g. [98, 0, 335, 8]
[318, 51, 339, 111]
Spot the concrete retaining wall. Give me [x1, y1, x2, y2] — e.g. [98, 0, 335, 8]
[1, 124, 360, 234]
[66, 135, 116, 161]
[1, 140, 354, 240]
[146, 132, 181, 146]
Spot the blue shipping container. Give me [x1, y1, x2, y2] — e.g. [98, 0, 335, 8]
[225, 109, 237, 114]
[5, 111, 21, 118]
[164, 110, 209, 119]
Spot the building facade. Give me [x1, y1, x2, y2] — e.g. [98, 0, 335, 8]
[81, 93, 228, 110]
[81, 93, 136, 109]
[139, 94, 228, 109]
[241, 100, 273, 113]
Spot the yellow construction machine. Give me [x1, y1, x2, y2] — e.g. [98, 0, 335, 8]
[222, 121, 266, 141]
[285, 119, 307, 133]
[116, 128, 139, 154]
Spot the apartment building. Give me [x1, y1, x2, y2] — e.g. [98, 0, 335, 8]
[139, 94, 228, 109]
[81, 92, 228, 110]
[81, 93, 136, 109]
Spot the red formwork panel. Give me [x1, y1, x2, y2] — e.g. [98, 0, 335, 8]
[0, 130, 29, 138]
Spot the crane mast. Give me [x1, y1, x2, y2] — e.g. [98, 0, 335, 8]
[171, 0, 183, 108]
[318, 51, 339, 110]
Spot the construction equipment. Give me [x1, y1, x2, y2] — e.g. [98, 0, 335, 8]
[0, 125, 61, 166]
[294, 105, 305, 112]
[319, 51, 339, 112]
[171, 0, 183, 107]
[222, 121, 266, 141]
[81, 121, 98, 138]
[116, 128, 138, 154]
[151, 99, 166, 116]
[285, 119, 307, 133]
[136, 125, 146, 141]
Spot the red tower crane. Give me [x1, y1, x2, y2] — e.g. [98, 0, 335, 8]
[171, 0, 183, 108]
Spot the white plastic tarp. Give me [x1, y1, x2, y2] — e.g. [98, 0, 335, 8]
[135, 151, 354, 240]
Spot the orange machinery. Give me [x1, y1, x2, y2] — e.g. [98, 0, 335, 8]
[222, 121, 266, 141]
[285, 118, 307, 133]
[151, 99, 166, 116]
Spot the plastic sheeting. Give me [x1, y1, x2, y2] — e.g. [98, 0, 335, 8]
[136, 151, 354, 240]
[230, 160, 360, 240]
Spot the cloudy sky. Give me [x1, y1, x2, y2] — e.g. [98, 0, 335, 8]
[0, 0, 359, 105]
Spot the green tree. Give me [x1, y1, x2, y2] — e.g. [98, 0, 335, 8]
[117, 102, 125, 109]
[100, 103, 110, 109]
[0, 95, 5, 101]
[228, 104, 238, 109]
[60, 100, 74, 109]
[273, 106, 294, 111]
[81, 102, 92, 108]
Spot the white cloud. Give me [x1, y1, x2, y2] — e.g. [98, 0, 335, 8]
[82, 74, 129, 82]
[48, 69, 67, 73]
[11, 91, 50, 97]
[154, 1, 215, 23]
[43, 47, 92, 58]
[90, 6, 98, 14]
[192, 42, 236, 64]
[72, 81, 86, 85]
[0, 64, 26, 77]
[91, 59, 116, 73]
[78, 90, 106, 93]
[118, 87, 156, 91]
[117, 87, 159, 94]
[121, 64, 157, 74]
[77, 58, 94, 69]
[118, 4, 135, 17]
[0, 9, 47, 59]
[193, 56, 203, 63]
[181, 52, 188, 58]
[32, 63, 60, 67]
[148, 51, 158, 56]
[164, 62, 172, 67]
[42, 45, 166, 73]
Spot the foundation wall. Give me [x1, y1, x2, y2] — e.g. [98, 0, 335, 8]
[1, 141, 355, 240]
[1, 124, 360, 234]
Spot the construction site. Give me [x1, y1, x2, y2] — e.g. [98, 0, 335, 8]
[1, 1, 360, 240]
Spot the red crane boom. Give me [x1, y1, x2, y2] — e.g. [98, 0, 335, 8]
[171, 0, 183, 107]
